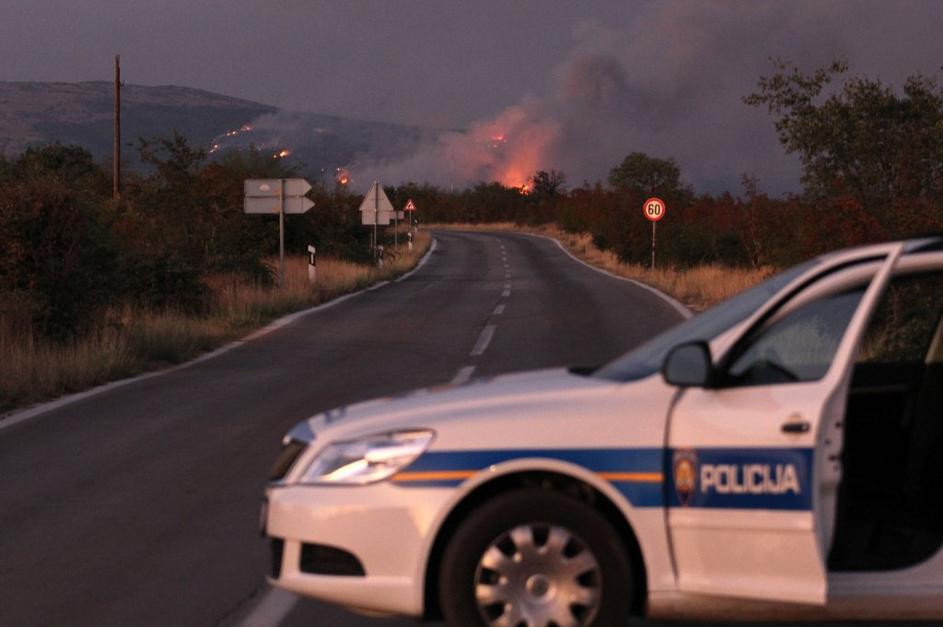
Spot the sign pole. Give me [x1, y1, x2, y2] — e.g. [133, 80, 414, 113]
[279, 178, 285, 288]
[393, 189, 400, 250]
[651, 221, 656, 269]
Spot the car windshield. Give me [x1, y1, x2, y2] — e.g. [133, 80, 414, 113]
[594, 259, 819, 382]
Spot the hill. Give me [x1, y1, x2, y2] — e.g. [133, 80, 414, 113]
[0, 81, 431, 180]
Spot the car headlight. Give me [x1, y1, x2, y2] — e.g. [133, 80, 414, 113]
[298, 429, 435, 485]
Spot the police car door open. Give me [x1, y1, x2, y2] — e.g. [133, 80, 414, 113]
[664, 244, 903, 605]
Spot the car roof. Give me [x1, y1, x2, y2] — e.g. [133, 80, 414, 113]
[816, 235, 943, 264]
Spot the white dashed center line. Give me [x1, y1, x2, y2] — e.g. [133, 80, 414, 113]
[451, 365, 476, 385]
[501, 289, 511, 297]
[470, 324, 496, 356]
[493, 303, 505, 315]
[504, 283, 511, 289]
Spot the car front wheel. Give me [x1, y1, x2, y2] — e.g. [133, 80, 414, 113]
[439, 488, 633, 627]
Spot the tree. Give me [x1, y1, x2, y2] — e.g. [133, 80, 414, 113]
[607, 152, 690, 206]
[15, 143, 102, 182]
[138, 131, 207, 188]
[0, 153, 10, 184]
[745, 58, 943, 227]
[529, 169, 566, 202]
[0, 177, 117, 339]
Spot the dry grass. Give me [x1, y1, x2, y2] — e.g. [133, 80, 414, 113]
[0, 232, 431, 413]
[429, 222, 770, 311]
[1, 324, 136, 405]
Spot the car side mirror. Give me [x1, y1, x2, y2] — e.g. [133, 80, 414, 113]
[662, 341, 713, 387]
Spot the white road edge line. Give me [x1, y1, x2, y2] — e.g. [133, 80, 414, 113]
[394, 237, 438, 282]
[0, 239, 439, 431]
[469, 325, 496, 356]
[493, 303, 506, 315]
[238, 587, 299, 627]
[515, 232, 692, 319]
[451, 365, 477, 385]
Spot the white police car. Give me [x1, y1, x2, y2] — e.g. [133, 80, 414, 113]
[262, 237, 943, 625]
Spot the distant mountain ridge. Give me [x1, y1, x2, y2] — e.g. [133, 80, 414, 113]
[0, 81, 431, 180]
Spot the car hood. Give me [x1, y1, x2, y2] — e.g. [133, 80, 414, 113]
[295, 367, 621, 444]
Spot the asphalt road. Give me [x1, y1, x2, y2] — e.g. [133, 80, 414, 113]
[0, 230, 684, 627]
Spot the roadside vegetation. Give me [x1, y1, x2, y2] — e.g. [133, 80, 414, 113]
[0, 238, 429, 413]
[2, 58, 941, 411]
[0, 137, 429, 412]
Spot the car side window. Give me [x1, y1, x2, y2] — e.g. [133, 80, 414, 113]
[723, 288, 866, 387]
[858, 272, 943, 364]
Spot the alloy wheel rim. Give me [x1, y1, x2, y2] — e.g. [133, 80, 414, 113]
[473, 523, 602, 627]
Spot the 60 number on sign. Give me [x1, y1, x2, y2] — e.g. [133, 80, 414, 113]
[643, 198, 666, 222]
[643, 197, 666, 268]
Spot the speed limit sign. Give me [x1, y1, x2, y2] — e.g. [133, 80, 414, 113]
[643, 197, 666, 222]
[642, 197, 666, 269]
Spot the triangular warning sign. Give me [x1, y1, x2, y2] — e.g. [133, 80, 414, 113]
[404, 198, 417, 211]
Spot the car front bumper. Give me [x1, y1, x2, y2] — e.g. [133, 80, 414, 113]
[263, 481, 453, 617]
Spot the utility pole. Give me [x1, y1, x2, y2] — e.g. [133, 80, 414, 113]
[373, 181, 379, 256]
[113, 55, 121, 201]
[278, 179, 285, 288]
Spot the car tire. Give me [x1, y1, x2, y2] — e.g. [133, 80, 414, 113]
[439, 488, 633, 627]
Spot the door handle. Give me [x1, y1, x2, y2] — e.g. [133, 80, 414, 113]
[781, 420, 811, 434]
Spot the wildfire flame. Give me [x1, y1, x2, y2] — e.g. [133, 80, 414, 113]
[336, 167, 351, 185]
[331, 99, 560, 190]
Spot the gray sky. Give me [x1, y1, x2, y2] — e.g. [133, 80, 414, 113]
[3, 1, 942, 193]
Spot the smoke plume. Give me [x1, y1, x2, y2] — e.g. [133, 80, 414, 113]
[353, 1, 942, 195]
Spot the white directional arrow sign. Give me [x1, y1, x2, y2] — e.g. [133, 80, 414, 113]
[244, 196, 315, 215]
[244, 178, 312, 198]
